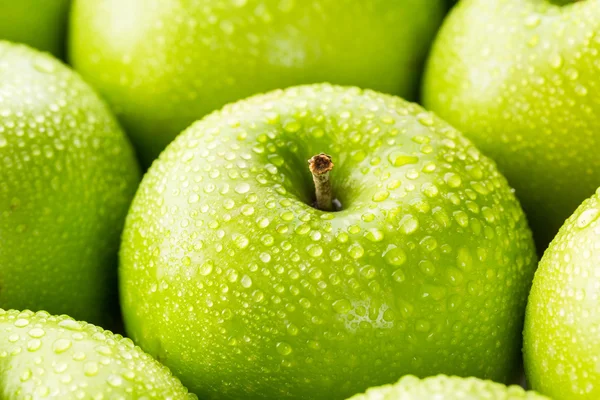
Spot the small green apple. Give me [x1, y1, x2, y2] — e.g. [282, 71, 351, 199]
[524, 186, 600, 399]
[0, 309, 195, 399]
[347, 375, 549, 400]
[69, 0, 446, 165]
[0, 42, 140, 324]
[120, 84, 537, 399]
[422, 0, 600, 249]
[0, 0, 70, 57]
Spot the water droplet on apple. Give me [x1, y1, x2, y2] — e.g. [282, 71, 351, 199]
[84, 361, 99, 376]
[348, 243, 364, 259]
[276, 342, 292, 356]
[20, 368, 32, 382]
[53, 338, 72, 353]
[235, 182, 250, 194]
[241, 275, 253, 288]
[388, 152, 419, 167]
[27, 339, 42, 351]
[399, 214, 419, 234]
[199, 261, 214, 276]
[332, 299, 352, 314]
[576, 208, 600, 228]
[364, 228, 384, 242]
[28, 328, 45, 338]
[372, 190, 390, 202]
[384, 245, 407, 266]
[307, 244, 323, 257]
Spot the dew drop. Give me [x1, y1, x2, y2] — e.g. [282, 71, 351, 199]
[276, 342, 292, 356]
[372, 191, 390, 202]
[28, 328, 45, 338]
[384, 245, 407, 266]
[332, 299, 352, 314]
[241, 275, 253, 288]
[392, 269, 406, 283]
[348, 243, 365, 259]
[235, 182, 250, 194]
[365, 228, 384, 242]
[84, 362, 99, 376]
[577, 208, 600, 228]
[200, 261, 214, 276]
[53, 339, 72, 354]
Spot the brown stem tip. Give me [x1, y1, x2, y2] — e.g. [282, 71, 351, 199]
[308, 153, 334, 211]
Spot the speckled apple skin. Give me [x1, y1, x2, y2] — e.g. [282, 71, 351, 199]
[120, 84, 537, 399]
[70, 0, 445, 165]
[525, 186, 600, 399]
[347, 374, 549, 400]
[0, 309, 194, 399]
[423, 0, 600, 249]
[0, 42, 140, 324]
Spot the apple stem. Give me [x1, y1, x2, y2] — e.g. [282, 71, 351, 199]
[308, 153, 334, 211]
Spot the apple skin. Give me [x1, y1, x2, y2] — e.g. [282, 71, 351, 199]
[0, 309, 195, 399]
[422, 0, 600, 250]
[347, 374, 549, 400]
[0, 0, 70, 58]
[524, 186, 600, 399]
[0, 42, 140, 325]
[69, 0, 445, 166]
[120, 84, 537, 399]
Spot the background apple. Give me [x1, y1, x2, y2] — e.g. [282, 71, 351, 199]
[422, 0, 600, 250]
[0, 0, 70, 58]
[347, 374, 549, 399]
[0, 309, 194, 399]
[524, 186, 600, 399]
[0, 42, 140, 325]
[120, 84, 537, 399]
[70, 0, 446, 165]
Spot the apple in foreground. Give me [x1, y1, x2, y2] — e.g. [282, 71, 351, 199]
[524, 186, 600, 399]
[0, 41, 140, 324]
[0, 309, 194, 399]
[347, 375, 549, 399]
[120, 84, 537, 399]
[422, 0, 600, 249]
[0, 0, 70, 58]
[70, 0, 446, 165]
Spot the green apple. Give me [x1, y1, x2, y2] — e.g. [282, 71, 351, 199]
[422, 0, 600, 249]
[524, 186, 600, 399]
[69, 0, 446, 166]
[120, 84, 537, 399]
[347, 374, 549, 399]
[0, 0, 70, 57]
[0, 41, 140, 324]
[0, 308, 195, 399]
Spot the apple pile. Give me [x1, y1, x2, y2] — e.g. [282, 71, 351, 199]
[0, 0, 598, 399]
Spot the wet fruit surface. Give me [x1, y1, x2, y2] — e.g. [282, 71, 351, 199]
[525, 186, 600, 399]
[120, 84, 537, 399]
[0, 309, 194, 399]
[0, 42, 140, 324]
[347, 374, 549, 400]
[70, 0, 445, 164]
[423, 0, 600, 249]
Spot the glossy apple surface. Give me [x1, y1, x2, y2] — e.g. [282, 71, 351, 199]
[0, 42, 140, 324]
[524, 186, 600, 399]
[423, 0, 600, 249]
[0, 0, 70, 57]
[347, 375, 549, 400]
[0, 309, 194, 399]
[70, 0, 445, 165]
[120, 84, 537, 399]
